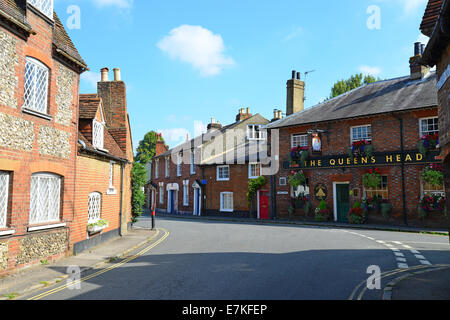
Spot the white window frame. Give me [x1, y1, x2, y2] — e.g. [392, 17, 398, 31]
[177, 154, 182, 177]
[419, 117, 439, 137]
[190, 151, 196, 175]
[279, 177, 287, 186]
[155, 159, 159, 179]
[421, 178, 445, 197]
[363, 175, 388, 200]
[291, 134, 308, 149]
[29, 173, 61, 225]
[107, 162, 117, 195]
[165, 157, 170, 178]
[27, 0, 54, 19]
[217, 165, 230, 181]
[183, 183, 189, 206]
[247, 125, 266, 141]
[92, 119, 105, 150]
[24, 57, 49, 115]
[351, 125, 372, 144]
[249, 163, 261, 179]
[88, 192, 102, 224]
[159, 186, 164, 204]
[0, 171, 10, 228]
[220, 192, 234, 212]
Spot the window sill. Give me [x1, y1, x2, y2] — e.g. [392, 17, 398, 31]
[22, 107, 53, 121]
[220, 209, 234, 213]
[0, 229, 15, 237]
[28, 222, 66, 232]
[217, 179, 230, 182]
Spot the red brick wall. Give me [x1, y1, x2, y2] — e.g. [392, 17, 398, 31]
[271, 108, 444, 227]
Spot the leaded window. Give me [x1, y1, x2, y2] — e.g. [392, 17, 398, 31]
[30, 173, 61, 224]
[28, 0, 53, 19]
[0, 172, 9, 228]
[24, 57, 49, 114]
[88, 192, 101, 223]
[92, 119, 104, 150]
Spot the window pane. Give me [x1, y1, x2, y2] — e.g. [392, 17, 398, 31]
[420, 118, 439, 136]
[30, 174, 61, 224]
[24, 58, 49, 114]
[28, 0, 53, 18]
[0, 172, 9, 228]
[292, 135, 308, 148]
[88, 192, 101, 223]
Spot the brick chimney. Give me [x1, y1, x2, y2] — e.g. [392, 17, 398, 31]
[235, 108, 252, 122]
[410, 42, 430, 80]
[286, 70, 305, 116]
[97, 67, 129, 154]
[271, 109, 283, 122]
[155, 133, 169, 156]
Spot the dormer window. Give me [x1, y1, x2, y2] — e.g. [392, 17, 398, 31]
[92, 119, 104, 150]
[28, 0, 53, 20]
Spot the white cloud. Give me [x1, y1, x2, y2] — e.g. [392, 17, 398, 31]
[359, 65, 382, 76]
[399, 0, 427, 15]
[157, 128, 190, 146]
[157, 25, 235, 76]
[194, 120, 208, 137]
[92, 0, 133, 8]
[80, 71, 100, 89]
[282, 26, 303, 42]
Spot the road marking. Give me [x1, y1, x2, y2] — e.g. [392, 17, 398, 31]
[27, 228, 170, 300]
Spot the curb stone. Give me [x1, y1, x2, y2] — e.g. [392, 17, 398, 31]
[0, 229, 159, 300]
[382, 265, 450, 300]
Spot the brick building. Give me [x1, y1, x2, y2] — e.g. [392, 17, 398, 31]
[265, 54, 445, 228]
[420, 0, 450, 230]
[147, 109, 270, 217]
[0, 0, 87, 275]
[73, 68, 133, 254]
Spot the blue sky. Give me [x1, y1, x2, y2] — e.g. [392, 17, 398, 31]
[54, 0, 431, 151]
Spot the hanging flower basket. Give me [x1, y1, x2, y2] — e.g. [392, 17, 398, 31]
[362, 168, 381, 189]
[289, 146, 309, 165]
[418, 134, 439, 155]
[421, 164, 444, 187]
[420, 195, 446, 214]
[348, 201, 366, 224]
[349, 140, 373, 158]
[288, 170, 306, 189]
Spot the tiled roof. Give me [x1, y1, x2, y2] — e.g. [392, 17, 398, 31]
[79, 94, 101, 119]
[79, 129, 126, 161]
[266, 73, 438, 129]
[420, 0, 444, 36]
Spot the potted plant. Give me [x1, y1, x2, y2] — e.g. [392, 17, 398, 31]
[420, 194, 446, 218]
[348, 201, 366, 224]
[421, 164, 444, 187]
[380, 200, 392, 220]
[418, 133, 439, 156]
[362, 168, 382, 189]
[87, 219, 109, 234]
[315, 200, 330, 222]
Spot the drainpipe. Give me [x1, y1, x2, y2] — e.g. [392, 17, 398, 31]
[119, 162, 125, 237]
[270, 175, 277, 220]
[392, 113, 408, 225]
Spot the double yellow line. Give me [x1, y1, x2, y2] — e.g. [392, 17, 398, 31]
[27, 228, 170, 300]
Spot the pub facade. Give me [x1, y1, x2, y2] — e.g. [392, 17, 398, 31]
[265, 56, 445, 228]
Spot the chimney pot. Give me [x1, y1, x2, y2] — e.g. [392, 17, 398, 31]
[292, 70, 296, 79]
[113, 68, 121, 81]
[296, 72, 301, 80]
[246, 107, 250, 114]
[100, 68, 109, 82]
[414, 42, 421, 56]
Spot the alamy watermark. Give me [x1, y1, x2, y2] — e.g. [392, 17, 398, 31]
[367, 5, 381, 30]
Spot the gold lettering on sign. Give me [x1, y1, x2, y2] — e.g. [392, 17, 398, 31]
[310, 160, 316, 167]
[330, 159, 336, 166]
[338, 158, 344, 165]
[396, 155, 401, 162]
[318, 160, 322, 167]
[371, 156, 376, 164]
[386, 155, 393, 163]
[361, 157, 368, 164]
[416, 153, 423, 161]
[347, 158, 351, 165]
[405, 154, 412, 162]
[353, 157, 358, 165]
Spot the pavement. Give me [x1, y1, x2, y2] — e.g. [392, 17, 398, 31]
[0, 213, 448, 300]
[0, 227, 158, 300]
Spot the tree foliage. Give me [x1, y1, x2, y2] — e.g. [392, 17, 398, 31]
[329, 73, 380, 99]
[135, 131, 161, 164]
[131, 162, 147, 222]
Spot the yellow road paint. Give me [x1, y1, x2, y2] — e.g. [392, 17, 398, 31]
[27, 228, 170, 300]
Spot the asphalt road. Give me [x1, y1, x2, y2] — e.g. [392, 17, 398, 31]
[21, 216, 450, 300]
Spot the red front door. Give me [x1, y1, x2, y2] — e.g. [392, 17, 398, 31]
[259, 191, 269, 220]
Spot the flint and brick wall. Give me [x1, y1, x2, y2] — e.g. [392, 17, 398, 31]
[0, 9, 80, 275]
